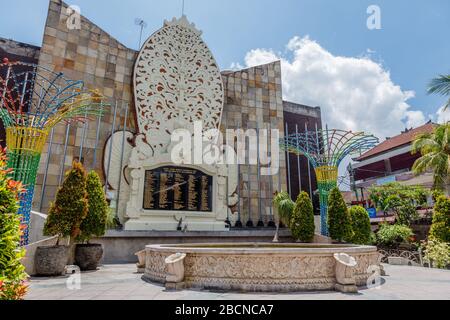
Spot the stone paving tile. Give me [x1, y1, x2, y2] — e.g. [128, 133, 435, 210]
[26, 264, 450, 300]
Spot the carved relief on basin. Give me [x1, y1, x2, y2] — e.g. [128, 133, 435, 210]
[143, 243, 381, 292]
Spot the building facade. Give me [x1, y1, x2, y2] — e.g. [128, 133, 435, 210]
[1, 0, 323, 230]
[350, 121, 437, 197]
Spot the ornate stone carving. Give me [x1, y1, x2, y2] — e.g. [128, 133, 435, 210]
[165, 253, 187, 283]
[134, 15, 224, 154]
[143, 244, 381, 292]
[334, 253, 358, 293]
[135, 250, 146, 273]
[108, 16, 237, 231]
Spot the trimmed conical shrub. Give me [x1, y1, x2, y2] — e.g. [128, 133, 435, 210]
[291, 192, 315, 242]
[44, 161, 88, 242]
[349, 206, 372, 245]
[0, 149, 28, 300]
[77, 171, 108, 243]
[327, 187, 352, 242]
[429, 196, 450, 242]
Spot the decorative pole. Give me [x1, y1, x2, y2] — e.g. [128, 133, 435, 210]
[0, 59, 107, 244]
[281, 129, 378, 236]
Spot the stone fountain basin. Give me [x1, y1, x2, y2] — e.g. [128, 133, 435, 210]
[143, 243, 380, 292]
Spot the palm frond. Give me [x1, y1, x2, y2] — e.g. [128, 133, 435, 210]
[413, 153, 434, 174]
[444, 98, 450, 111]
[412, 136, 439, 154]
[428, 74, 450, 96]
[272, 191, 294, 226]
[277, 198, 295, 225]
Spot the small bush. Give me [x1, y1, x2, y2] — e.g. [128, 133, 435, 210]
[429, 196, 450, 243]
[0, 150, 28, 300]
[376, 224, 413, 248]
[44, 161, 88, 242]
[349, 206, 372, 245]
[423, 239, 450, 269]
[106, 207, 118, 230]
[327, 187, 352, 242]
[290, 192, 315, 242]
[272, 191, 294, 227]
[77, 171, 109, 243]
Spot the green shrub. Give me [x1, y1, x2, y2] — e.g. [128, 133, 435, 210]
[0, 150, 28, 300]
[77, 171, 109, 243]
[290, 192, 315, 242]
[272, 191, 294, 227]
[369, 232, 377, 245]
[106, 207, 118, 230]
[44, 161, 88, 243]
[369, 183, 428, 225]
[349, 206, 372, 245]
[376, 224, 413, 248]
[429, 196, 450, 243]
[423, 239, 450, 269]
[431, 190, 445, 202]
[327, 187, 352, 242]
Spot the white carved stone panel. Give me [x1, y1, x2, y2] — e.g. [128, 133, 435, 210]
[134, 16, 224, 154]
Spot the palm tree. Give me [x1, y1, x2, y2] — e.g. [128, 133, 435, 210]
[412, 123, 450, 191]
[272, 191, 294, 242]
[428, 75, 450, 111]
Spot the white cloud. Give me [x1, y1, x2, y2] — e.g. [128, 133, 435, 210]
[237, 35, 428, 140]
[436, 106, 450, 124]
[405, 110, 427, 128]
[229, 62, 244, 71]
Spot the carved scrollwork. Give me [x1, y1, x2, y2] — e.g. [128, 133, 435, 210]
[378, 249, 421, 265]
[134, 16, 224, 155]
[145, 250, 380, 291]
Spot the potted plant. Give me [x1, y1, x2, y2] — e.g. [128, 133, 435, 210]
[37, 162, 88, 276]
[75, 171, 108, 271]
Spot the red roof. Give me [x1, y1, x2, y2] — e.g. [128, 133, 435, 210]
[356, 122, 436, 161]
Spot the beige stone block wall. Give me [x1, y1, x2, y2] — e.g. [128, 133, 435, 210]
[221, 61, 287, 225]
[33, 0, 137, 213]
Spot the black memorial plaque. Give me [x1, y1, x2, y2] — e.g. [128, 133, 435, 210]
[143, 166, 212, 212]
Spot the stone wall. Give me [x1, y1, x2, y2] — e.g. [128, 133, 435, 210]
[33, 0, 137, 213]
[221, 63, 287, 226]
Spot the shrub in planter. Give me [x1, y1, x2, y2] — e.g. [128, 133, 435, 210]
[39, 161, 88, 276]
[0, 150, 28, 300]
[429, 196, 450, 243]
[327, 187, 352, 242]
[423, 239, 450, 269]
[376, 224, 413, 248]
[75, 171, 108, 271]
[290, 192, 315, 242]
[348, 206, 372, 245]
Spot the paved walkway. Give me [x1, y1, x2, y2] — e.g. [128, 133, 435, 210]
[26, 264, 450, 300]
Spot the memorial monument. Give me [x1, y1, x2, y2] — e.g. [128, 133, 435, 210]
[112, 16, 237, 231]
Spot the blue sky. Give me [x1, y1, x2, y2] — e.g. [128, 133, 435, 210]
[1, 0, 449, 136]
